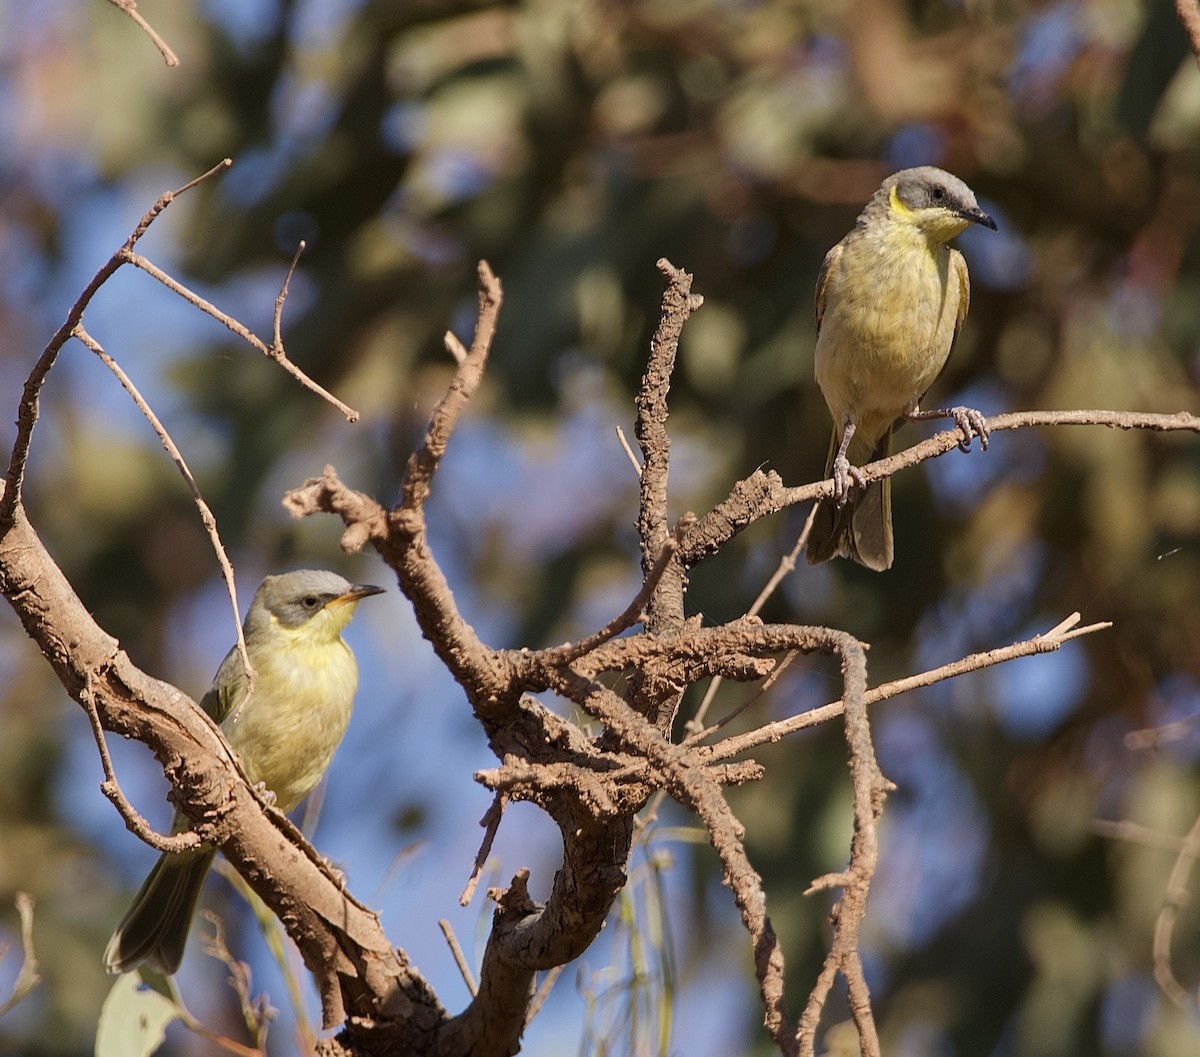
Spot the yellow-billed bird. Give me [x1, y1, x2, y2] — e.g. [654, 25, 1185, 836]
[806, 166, 997, 571]
[104, 569, 384, 975]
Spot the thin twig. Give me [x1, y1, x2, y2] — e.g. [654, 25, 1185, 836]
[795, 631, 886, 1057]
[525, 966, 564, 1026]
[1091, 818, 1200, 855]
[272, 242, 305, 350]
[687, 504, 819, 735]
[81, 687, 202, 854]
[1125, 709, 1200, 749]
[615, 425, 642, 478]
[74, 324, 255, 714]
[0, 893, 40, 1018]
[3, 160, 231, 522]
[123, 251, 358, 421]
[106, 0, 180, 66]
[167, 955, 269, 1057]
[444, 330, 468, 365]
[439, 920, 479, 996]
[684, 651, 799, 746]
[539, 518, 692, 666]
[460, 793, 506, 906]
[704, 614, 1112, 764]
[401, 261, 502, 511]
[1153, 810, 1200, 1006]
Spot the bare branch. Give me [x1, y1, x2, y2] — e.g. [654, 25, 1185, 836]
[687, 503, 819, 735]
[796, 632, 887, 1057]
[73, 324, 255, 713]
[273, 241, 306, 349]
[538, 516, 693, 667]
[634, 259, 703, 628]
[681, 410, 1200, 570]
[440, 920, 478, 997]
[2, 160, 230, 522]
[615, 424, 642, 478]
[401, 261, 502, 511]
[80, 683, 203, 854]
[1153, 810, 1200, 1006]
[0, 893, 41, 1018]
[461, 793, 506, 906]
[525, 966, 564, 1027]
[123, 251, 358, 421]
[704, 613, 1113, 764]
[105, 0, 180, 66]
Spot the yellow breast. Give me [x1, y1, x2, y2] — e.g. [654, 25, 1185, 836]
[814, 223, 963, 453]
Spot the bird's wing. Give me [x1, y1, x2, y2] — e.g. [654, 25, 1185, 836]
[925, 247, 971, 397]
[198, 645, 248, 725]
[952, 247, 970, 341]
[814, 240, 844, 336]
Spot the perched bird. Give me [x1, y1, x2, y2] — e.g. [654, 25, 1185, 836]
[805, 166, 997, 571]
[104, 569, 384, 975]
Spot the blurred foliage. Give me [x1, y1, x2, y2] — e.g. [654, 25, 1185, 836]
[2, 0, 1200, 1055]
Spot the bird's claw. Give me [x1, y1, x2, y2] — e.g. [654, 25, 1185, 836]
[831, 454, 866, 508]
[949, 405, 989, 453]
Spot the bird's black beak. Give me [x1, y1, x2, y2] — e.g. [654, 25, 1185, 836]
[328, 584, 386, 608]
[962, 206, 998, 231]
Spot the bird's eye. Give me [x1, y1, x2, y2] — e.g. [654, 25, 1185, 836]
[931, 186, 945, 201]
[302, 595, 320, 609]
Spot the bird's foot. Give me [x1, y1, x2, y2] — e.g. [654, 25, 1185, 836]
[831, 453, 866, 508]
[910, 405, 989, 453]
[253, 782, 277, 807]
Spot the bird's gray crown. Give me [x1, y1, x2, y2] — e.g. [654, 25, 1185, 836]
[255, 569, 356, 628]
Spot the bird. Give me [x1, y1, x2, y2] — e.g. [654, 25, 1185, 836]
[804, 165, 997, 571]
[104, 569, 384, 975]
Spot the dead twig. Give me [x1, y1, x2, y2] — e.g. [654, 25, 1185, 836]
[440, 920, 478, 996]
[539, 517, 693, 667]
[0, 893, 40, 1018]
[687, 503, 819, 736]
[401, 261, 502, 511]
[123, 250, 357, 421]
[105, 0, 180, 66]
[80, 686, 203, 855]
[461, 794, 506, 907]
[704, 613, 1112, 764]
[73, 324, 255, 716]
[680, 410, 1200, 570]
[1154, 811, 1200, 1006]
[3, 160, 230, 522]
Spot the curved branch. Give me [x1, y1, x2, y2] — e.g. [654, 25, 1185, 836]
[0, 489, 431, 1035]
[2, 160, 230, 522]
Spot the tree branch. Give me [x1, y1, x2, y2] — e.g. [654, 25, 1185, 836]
[2, 160, 230, 522]
[680, 410, 1200, 569]
[106, 0, 180, 66]
[0, 486, 429, 1033]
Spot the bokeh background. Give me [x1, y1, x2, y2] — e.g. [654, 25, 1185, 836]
[2, 0, 1200, 1054]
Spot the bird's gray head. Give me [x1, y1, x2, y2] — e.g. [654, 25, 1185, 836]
[876, 166, 997, 238]
[250, 569, 385, 630]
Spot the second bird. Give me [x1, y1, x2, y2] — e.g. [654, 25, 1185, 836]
[805, 166, 997, 572]
[104, 569, 384, 975]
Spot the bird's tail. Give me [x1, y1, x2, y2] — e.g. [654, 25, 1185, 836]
[104, 846, 215, 975]
[805, 428, 894, 572]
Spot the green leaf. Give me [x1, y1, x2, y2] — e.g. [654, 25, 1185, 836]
[94, 974, 181, 1057]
